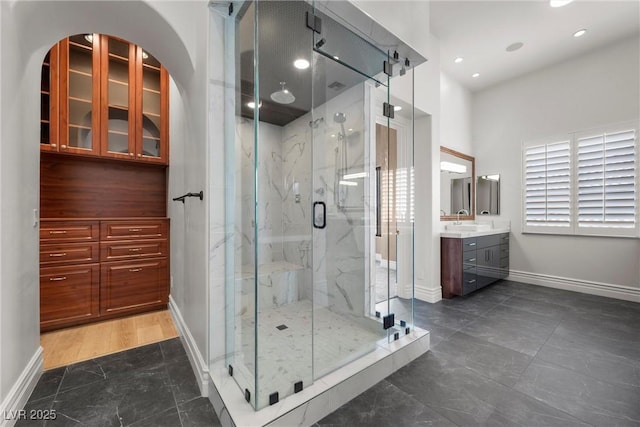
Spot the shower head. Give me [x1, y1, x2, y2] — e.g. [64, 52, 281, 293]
[333, 112, 346, 124]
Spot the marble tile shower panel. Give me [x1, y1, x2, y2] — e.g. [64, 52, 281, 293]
[236, 262, 304, 316]
[235, 120, 285, 267]
[235, 299, 384, 409]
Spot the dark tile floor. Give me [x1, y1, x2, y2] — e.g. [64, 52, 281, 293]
[17, 339, 220, 427]
[20, 280, 640, 426]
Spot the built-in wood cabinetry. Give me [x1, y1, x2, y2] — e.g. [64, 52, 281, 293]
[40, 34, 168, 164]
[40, 219, 169, 331]
[39, 33, 170, 332]
[39, 221, 101, 330]
[441, 233, 509, 298]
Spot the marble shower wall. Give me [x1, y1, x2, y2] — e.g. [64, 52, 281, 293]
[235, 118, 285, 269]
[234, 82, 374, 326]
[283, 83, 373, 324]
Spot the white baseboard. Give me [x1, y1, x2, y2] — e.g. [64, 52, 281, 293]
[0, 347, 43, 427]
[168, 295, 210, 397]
[414, 285, 442, 303]
[507, 270, 640, 303]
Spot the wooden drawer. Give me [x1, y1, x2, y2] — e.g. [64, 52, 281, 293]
[40, 264, 100, 330]
[462, 238, 477, 252]
[101, 219, 168, 241]
[462, 273, 477, 295]
[40, 221, 99, 243]
[100, 239, 167, 262]
[462, 252, 478, 265]
[40, 242, 99, 266]
[100, 258, 168, 316]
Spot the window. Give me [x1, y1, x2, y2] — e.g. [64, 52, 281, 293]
[523, 123, 638, 237]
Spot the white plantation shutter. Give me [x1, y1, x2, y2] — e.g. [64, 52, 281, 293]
[577, 129, 636, 231]
[524, 141, 571, 230]
[523, 123, 638, 238]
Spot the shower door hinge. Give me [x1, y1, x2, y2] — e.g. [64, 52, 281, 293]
[306, 11, 322, 33]
[228, 2, 233, 16]
[383, 60, 393, 76]
[383, 313, 395, 330]
[383, 102, 395, 119]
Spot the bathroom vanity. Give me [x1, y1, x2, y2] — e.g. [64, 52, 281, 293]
[441, 228, 509, 298]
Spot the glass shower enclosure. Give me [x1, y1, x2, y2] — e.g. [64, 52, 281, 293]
[224, 0, 416, 410]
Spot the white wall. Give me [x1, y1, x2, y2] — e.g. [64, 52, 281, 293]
[473, 35, 640, 291]
[440, 72, 473, 155]
[0, 0, 211, 414]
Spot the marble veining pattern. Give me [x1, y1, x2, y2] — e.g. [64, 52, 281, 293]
[231, 299, 384, 409]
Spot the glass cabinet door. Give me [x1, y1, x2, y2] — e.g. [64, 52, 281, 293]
[60, 34, 100, 155]
[40, 45, 59, 151]
[136, 50, 168, 163]
[102, 36, 136, 159]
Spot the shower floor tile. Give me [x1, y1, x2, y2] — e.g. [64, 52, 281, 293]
[232, 299, 385, 408]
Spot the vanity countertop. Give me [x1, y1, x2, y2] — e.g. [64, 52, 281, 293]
[441, 227, 511, 239]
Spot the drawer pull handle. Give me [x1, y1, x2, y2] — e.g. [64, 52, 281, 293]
[467, 258, 476, 262]
[50, 276, 67, 281]
[467, 242, 476, 246]
[129, 268, 143, 272]
[129, 248, 143, 252]
[129, 228, 142, 232]
[49, 253, 67, 257]
[49, 230, 67, 235]
[467, 279, 476, 284]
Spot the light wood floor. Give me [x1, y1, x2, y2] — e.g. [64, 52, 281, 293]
[41, 310, 179, 370]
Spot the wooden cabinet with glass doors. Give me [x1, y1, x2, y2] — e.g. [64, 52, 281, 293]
[40, 34, 168, 164]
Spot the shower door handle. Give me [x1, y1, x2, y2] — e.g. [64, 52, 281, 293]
[313, 201, 326, 229]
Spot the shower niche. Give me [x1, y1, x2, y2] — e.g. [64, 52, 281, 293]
[221, 0, 426, 412]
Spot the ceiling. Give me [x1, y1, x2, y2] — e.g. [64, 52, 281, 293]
[431, 0, 640, 92]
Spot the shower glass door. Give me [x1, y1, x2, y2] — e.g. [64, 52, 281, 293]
[310, 7, 392, 379]
[223, 0, 416, 410]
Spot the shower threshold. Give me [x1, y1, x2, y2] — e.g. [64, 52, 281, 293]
[207, 320, 429, 426]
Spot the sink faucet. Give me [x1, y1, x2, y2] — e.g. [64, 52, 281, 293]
[455, 209, 469, 224]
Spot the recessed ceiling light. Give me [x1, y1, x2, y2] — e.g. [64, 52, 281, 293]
[247, 101, 262, 109]
[573, 29, 587, 38]
[472, 73, 480, 78]
[506, 42, 524, 52]
[142, 51, 149, 60]
[550, 0, 574, 7]
[394, 105, 402, 111]
[348, 128, 353, 132]
[294, 59, 310, 70]
[333, 56, 340, 61]
[454, 57, 464, 63]
[331, 134, 336, 138]
[84, 34, 93, 43]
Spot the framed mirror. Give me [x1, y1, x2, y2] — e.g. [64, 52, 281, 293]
[477, 174, 500, 215]
[440, 146, 475, 221]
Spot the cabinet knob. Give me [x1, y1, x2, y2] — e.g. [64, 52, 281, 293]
[61, 145, 67, 149]
[137, 153, 142, 157]
[130, 153, 134, 157]
[51, 144, 57, 148]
